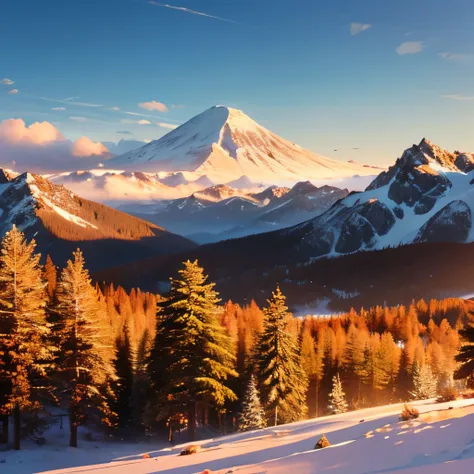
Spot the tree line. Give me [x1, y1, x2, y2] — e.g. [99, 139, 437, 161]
[0, 226, 473, 450]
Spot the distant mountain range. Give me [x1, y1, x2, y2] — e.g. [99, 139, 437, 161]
[106, 105, 381, 183]
[120, 181, 349, 243]
[95, 139, 474, 310]
[0, 170, 195, 271]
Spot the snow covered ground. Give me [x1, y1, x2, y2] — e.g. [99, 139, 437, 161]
[3, 398, 474, 474]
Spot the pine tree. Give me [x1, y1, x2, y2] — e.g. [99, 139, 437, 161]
[301, 324, 324, 417]
[411, 362, 438, 400]
[53, 249, 115, 447]
[238, 375, 266, 431]
[112, 325, 134, 430]
[147, 260, 237, 441]
[0, 226, 50, 450]
[44, 255, 57, 299]
[131, 329, 151, 431]
[455, 322, 474, 379]
[256, 287, 308, 425]
[328, 373, 348, 414]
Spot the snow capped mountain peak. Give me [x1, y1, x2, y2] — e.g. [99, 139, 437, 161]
[107, 105, 379, 183]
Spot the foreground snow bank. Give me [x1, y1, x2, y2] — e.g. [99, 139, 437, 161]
[3, 398, 474, 474]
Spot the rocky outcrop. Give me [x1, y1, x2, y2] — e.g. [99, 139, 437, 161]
[415, 200, 472, 244]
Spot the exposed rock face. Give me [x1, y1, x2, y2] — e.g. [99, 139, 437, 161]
[335, 213, 375, 254]
[284, 139, 474, 260]
[357, 200, 396, 236]
[455, 153, 474, 173]
[370, 140, 454, 215]
[415, 200, 472, 244]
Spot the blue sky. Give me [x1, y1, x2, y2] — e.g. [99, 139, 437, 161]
[1, 0, 473, 165]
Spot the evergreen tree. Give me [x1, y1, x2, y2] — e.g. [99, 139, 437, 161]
[44, 255, 57, 299]
[256, 287, 308, 425]
[112, 325, 134, 430]
[53, 249, 115, 447]
[238, 375, 266, 431]
[328, 373, 348, 414]
[411, 362, 438, 400]
[301, 324, 324, 417]
[455, 321, 474, 380]
[0, 226, 50, 450]
[147, 260, 237, 440]
[131, 329, 151, 431]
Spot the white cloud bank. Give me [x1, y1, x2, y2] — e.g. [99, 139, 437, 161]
[0, 118, 109, 172]
[396, 41, 424, 55]
[350, 23, 371, 36]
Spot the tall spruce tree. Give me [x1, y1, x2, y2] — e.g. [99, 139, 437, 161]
[112, 325, 134, 430]
[44, 255, 57, 299]
[301, 324, 324, 417]
[0, 226, 49, 450]
[256, 287, 308, 425]
[238, 375, 266, 431]
[455, 322, 474, 380]
[54, 249, 115, 447]
[147, 260, 237, 440]
[328, 373, 348, 414]
[131, 329, 151, 431]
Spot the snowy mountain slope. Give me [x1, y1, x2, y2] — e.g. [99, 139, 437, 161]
[0, 170, 195, 270]
[9, 398, 474, 474]
[278, 138, 474, 260]
[121, 181, 348, 243]
[107, 105, 381, 183]
[99, 139, 474, 305]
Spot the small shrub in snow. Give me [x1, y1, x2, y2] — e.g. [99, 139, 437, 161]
[399, 404, 419, 421]
[180, 445, 202, 456]
[436, 386, 458, 403]
[314, 434, 331, 449]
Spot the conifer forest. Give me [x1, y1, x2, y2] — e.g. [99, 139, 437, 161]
[1, 227, 473, 452]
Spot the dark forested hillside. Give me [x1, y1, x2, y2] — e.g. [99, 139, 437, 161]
[0, 171, 196, 271]
[95, 238, 474, 313]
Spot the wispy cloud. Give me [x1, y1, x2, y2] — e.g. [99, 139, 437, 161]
[442, 94, 474, 102]
[110, 106, 120, 111]
[69, 116, 88, 122]
[148, 1, 238, 24]
[172, 104, 185, 109]
[396, 41, 424, 55]
[116, 130, 133, 135]
[1, 78, 15, 85]
[121, 119, 152, 125]
[38, 96, 103, 107]
[123, 110, 181, 122]
[350, 23, 371, 36]
[8, 89, 19, 95]
[439, 52, 474, 64]
[157, 122, 178, 130]
[52, 107, 66, 111]
[139, 100, 169, 112]
[124, 111, 147, 117]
